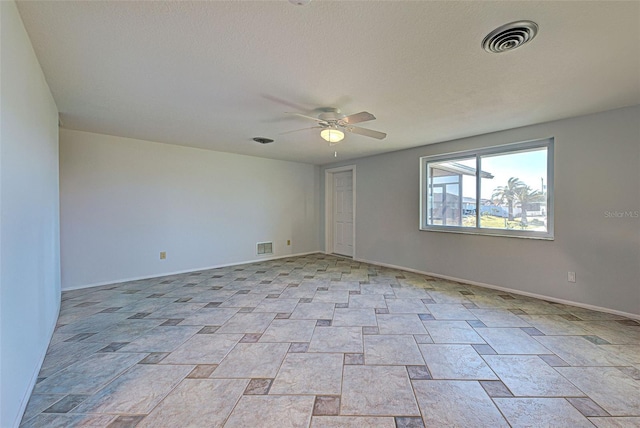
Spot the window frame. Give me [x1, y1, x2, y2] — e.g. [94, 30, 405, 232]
[419, 138, 554, 240]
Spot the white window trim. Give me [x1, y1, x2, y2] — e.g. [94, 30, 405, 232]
[419, 138, 554, 240]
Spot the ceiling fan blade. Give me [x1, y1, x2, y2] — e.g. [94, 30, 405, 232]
[286, 112, 323, 122]
[279, 126, 322, 135]
[342, 111, 376, 124]
[346, 125, 387, 140]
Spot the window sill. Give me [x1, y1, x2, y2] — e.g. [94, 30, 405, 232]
[419, 226, 554, 240]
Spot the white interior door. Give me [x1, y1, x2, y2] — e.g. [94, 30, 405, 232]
[333, 170, 353, 257]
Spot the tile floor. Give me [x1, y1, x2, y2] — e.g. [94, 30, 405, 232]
[20, 253, 640, 427]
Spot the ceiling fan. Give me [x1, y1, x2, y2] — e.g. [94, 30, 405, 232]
[285, 108, 387, 145]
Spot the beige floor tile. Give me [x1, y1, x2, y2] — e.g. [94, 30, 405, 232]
[270, 353, 343, 395]
[477, 328, 552, 354]
[412, 380, 508, 427]
[219, 293, 268, 308]
[280, 287, 317, 299]
[364, 335, 424, 365]
[179, 307, 239, 326]
[494, 398, 593, 427]
[250, 284, 288, 295]
[137, 379, 248, 427]
[82, 318, 163, 343]
[161, 333, 242, 364]
[326, 281, 361, 291]
[419, 344, 498, 380]
[466, 294, 516, 309]
[557, 366, 640, 416]
[216, 312, 277, 334]
[348, 294, 387, 309]
[426, 303, 478, 320]
[144, 302, 207, 319]
[535, 335, 633, 366]
[377, 314, 428, 335]
[115, 298, 176, 314]
[253, 298, 300, 313]
[332, 308, 377, 327]
[212, 342, 289, 378]
[589, 417, 640, 427]
[56, 303, 112, 324]
[427, 290, 471, 304]
[341, 365, 420, 416]
[34, 352, 145, 394]
[563, 307, 627, 320]
[385, 298, 428, 314]
[119, 325, 200, 353]
[423, 320, 485, 344]
[73, 364, 193, 414]
[308, 327, 363, 353]
[470, 309, 531, 327]
[224, 395, 314, 428]
[38, 341, 106, 378]
[310, 416, 396, 427]
[290, 302, 336, 319]
[313, 290, 350, 304]
[21, 394, 67, 422]
[19, 413, 116, 428]
[360, 284, 394, 295]
[484, 355, 583, 397]
[600, 345, 640, 364]
[582, 321, 640, 345]
[513, 301, 569, 315]
[392, 287, 430, 299]
[518, 315, 592, 335]
[259, 319, 316, 343]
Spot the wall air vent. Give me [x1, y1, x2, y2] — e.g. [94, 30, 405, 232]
[257, 241, 273, 255]
[482, 20, 538, 53]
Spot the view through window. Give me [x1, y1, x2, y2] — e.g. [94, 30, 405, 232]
[421, 138, 553, 239]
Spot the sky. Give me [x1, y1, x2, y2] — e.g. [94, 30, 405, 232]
[456, 148, 547, 201]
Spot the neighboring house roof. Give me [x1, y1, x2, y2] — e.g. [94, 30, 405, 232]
[432, 162, 494, 179]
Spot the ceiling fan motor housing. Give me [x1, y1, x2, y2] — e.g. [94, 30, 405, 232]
[318, 108, 344, 124]
[285, 108, 386, 140]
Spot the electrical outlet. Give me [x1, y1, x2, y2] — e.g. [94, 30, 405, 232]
[287, 240, 291, 246]
[160, 251, 166, 260]
[567, 271, 576, 283]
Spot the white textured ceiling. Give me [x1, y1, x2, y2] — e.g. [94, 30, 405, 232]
[16, 1, 640, 165]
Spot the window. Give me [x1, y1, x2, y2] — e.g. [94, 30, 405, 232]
[420, 138, 554, 239]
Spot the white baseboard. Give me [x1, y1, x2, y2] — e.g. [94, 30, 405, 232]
[64, 251, 639, 320]
[350, 255, 640, 321]
[13, 299, 61, 427]
[62, 251, 321, 292]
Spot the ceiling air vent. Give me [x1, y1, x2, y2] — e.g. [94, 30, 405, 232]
[482, 21, 538, 53]
[253, 137, 274, 144]
[257, 242, 273, 255]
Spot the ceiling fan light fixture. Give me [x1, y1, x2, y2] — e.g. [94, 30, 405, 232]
[320, 127, 344, 143]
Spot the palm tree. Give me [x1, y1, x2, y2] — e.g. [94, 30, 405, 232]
[513, 185, 545, 225]
[492, 177, 525, 221]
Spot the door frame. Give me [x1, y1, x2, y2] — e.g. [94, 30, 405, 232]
[325, 165, 356, 257]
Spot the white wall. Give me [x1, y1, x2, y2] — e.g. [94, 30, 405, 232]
[0, 2, 61, 426]
[323, 106, 640, 317]
[59, 129, 320, 289]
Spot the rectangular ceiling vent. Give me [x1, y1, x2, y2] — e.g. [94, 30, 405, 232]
[257, 241, 273, 255]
